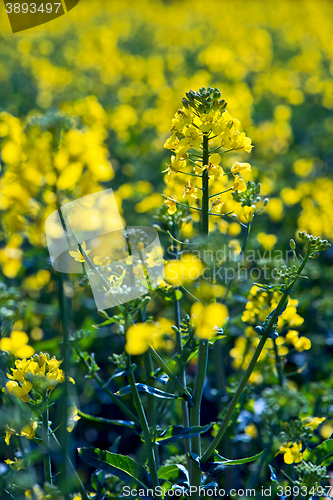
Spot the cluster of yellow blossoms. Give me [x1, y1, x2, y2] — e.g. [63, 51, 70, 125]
[278, 417, 326, 464]
[162, 91, 256, 234]
[230, 286, 308, 382]
[2, 353, 75, 402]
[0, 106, 114, 278]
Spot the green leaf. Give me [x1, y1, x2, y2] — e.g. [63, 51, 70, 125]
[189, 449, 265, 477]
[158, 464, 189, 482]
[111, 364, 136, 380]
[78, 447, 153, 494]
[116, 383, 183, 400]
[175, 290, 183, 301]
[155, 424, 213, 445]
[303, 439, 333, 466]
[77, 410, 136, 428]
[213, 449, 265, 465]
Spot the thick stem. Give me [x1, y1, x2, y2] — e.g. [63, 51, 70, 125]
[172, 222, 191, 469]
[190, 134, 210, 499]
[127, 365, 159, 490]
[201, 135, 209, 237]
[57, 273, 71, 495]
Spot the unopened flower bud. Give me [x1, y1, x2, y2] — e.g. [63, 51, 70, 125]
[290, 239, 296, 250]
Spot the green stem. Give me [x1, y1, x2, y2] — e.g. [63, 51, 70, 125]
[171, 221, 191, 468]
[57, 272, 71, 495]
[50, 433, 89, 500]
[202, 251, 310, 463]
[190, 133, 210, 499]
[221, 220, 252, 304]
[148, 346, 190, 397]
[42, 396, 52, 484]
[127, 361, 159, 490]
[201, 135, 209, 237]
[273, 338, 285, 386]
[75, 348, 140, 426]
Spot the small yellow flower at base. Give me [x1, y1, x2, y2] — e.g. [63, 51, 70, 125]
[5, 458, 26, 471]
[302, 416, 325, 430]
[3, 380, 33, 402]
[69, 241, 91, 263]
[191, 302, 229, 340]
[278, 442, 303, 464]
[4, 426, 16, 446]
[184, 180, 198, 201]
[0, 331, 34, 358]
[243, 206, 255, 222]
[231, 177, 247, 193]
[21, 420, 38, 440]
[164, 195, 178, 215]
[231, 162, 251, 175]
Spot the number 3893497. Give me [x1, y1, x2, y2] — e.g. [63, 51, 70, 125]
[5, 3, 62, 13]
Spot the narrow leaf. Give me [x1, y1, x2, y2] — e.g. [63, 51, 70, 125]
[78, 447, 153, 494]
[155, 424, 213, 445]
[116, 383, 183, 400]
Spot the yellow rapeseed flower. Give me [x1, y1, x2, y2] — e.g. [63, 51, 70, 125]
[191, 302, 229, 340]
[278, 442, 303, 464]
[69, 241, 91, 263]
[4, 458, 26, 471]
[165, 253, 204, 286]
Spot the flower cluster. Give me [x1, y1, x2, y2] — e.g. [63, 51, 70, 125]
[2, 353, 75, 402]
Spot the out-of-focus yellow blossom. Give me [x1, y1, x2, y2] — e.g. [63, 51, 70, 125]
[190, 302, 228, 340]
[278, 442, 303, 464]
[320, 423, 333, 440]
[230, 334, 288, 375]
[0, 331, 34, 358]
[242, 286, 304, 331]
[67, 407, 81, 432]
[135, 193, 163, 213]
[285, 330, 311, 352]
[257, 232, 278, 250]
[22, 269, 51, 292]
[69, 241, 91, 263]
[265, 198, 284, 222]
[0, 234, 23, 278]
[302, 416, 325, 430]
[164, 195, 178, 215]
[4, 419, 37, 445]
[125, 318, 174, 355]
[4, 458, 26, 471]
[165, 253, 203, 286]
[244, 423, 258, 439]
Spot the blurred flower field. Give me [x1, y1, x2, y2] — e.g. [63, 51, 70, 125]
[1, 1, 333, 499]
